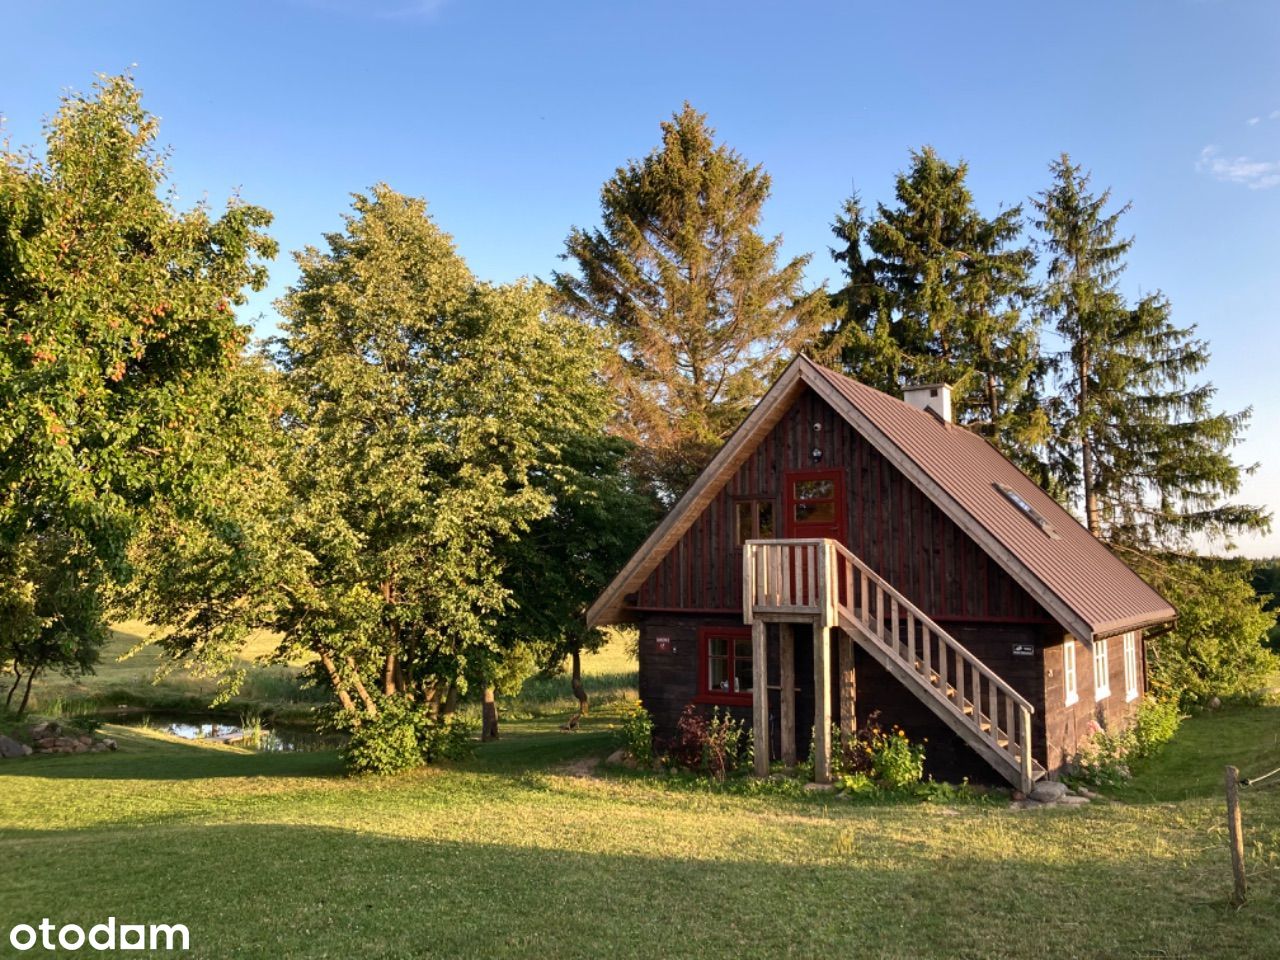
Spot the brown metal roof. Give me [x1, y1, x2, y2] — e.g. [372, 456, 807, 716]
[806, 360, 1175, 639]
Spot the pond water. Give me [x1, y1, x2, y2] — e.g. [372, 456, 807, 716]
[100, 713, 342, 753]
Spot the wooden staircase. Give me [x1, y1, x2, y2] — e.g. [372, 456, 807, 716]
[743, 538, 1045, 793]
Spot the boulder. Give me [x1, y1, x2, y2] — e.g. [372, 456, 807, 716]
[102, 738, 118, 752]
[1029, 781, 1069, 804]
[29, 721, 53, 739]
[0, 734, 31, 759]
[604, 748, 627, 767]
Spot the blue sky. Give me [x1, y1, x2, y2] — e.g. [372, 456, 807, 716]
[4, 0, 1278, 556]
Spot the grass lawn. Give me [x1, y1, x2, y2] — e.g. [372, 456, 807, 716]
[1, 698, 1278, 959]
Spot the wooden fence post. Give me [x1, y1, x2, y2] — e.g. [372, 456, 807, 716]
[1225, 764, 1247, 907]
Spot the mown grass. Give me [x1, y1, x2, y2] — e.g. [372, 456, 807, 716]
[1, 695, 1278, 959]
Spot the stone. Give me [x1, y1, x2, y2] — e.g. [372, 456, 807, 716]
[0, 734, 30, 759]
[1208, 696, 1222, 710]
[803, 781, 837, 792]
[1029, 781, 1068, 804]
[1011, 790, 1027, 802]
[604, 748, 627, 767]
[78, 735, 93, 746]
[1076, 786, 1100, 800]
[29, 721, 52, 739]
[1058, 795, 1090, 806]
[102, 738, 117, 751]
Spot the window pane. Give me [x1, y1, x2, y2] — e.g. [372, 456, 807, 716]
[795, 501, 835, 523]
[736, 501, 753, 545]
[757, 502, 775, 538]
[733, 639, 753, 693]
[794, 479, 834, 500]
[709, 637, 728, 658]
[709, 655, 729, 692]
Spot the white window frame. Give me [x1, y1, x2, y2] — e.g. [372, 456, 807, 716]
[1063, 638, 1079, 706]
[1093, 637, 1110, 701]
[1123, 631, 1139, 701]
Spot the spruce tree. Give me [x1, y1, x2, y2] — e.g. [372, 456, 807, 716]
[1033, 155, 1269, 549]
[822, 149, 1047, 473]
[554, 104, 829, 501]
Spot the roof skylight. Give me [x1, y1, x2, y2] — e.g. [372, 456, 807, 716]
[994, 483, 1061, 540]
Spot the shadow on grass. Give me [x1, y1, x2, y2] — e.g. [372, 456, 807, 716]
[0, 819, 1274, 959]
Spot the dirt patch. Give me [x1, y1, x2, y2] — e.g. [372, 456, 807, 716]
[554, 755, 603, 778]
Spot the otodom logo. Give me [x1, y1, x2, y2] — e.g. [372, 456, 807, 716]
[7, 917, 189, 952]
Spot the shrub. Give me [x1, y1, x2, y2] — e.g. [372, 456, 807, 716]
[336, 701, 424, 776]
[1131, 696, 1183, 759]
[667, 704, 749, 781]
[617, 699, 654, 763]
[829, 712, 925, 789]
[870, 728, 926, 788]
[332, 698, 473, 775]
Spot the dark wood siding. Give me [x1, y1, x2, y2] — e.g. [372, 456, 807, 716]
[634, 386, 1051, 624]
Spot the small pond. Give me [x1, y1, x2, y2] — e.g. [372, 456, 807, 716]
[97, 712, 343, 753]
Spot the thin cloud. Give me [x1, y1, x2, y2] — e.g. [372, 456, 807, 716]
[1197, 145, 1280, 190]
[1247, 116, 1261, 125]
[291, 0, 449, 20]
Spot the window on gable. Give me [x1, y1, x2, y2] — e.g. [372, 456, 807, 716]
[1094, 638, 1110, 700]
[735, 499, 775, 545]
[698, 627, 753, 704]
[1063, 638, 1079, 706]
[1123, 632, 1139, 701]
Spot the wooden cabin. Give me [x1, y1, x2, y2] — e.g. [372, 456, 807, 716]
[587, 357, 1176, 792]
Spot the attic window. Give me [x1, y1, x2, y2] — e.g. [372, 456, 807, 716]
[994, 483, 1061, 540]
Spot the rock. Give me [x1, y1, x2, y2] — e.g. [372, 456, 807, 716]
[0, 734, 30, 759]
[1058, 795, 1090, 805]
[604, 748, 627, 767]
[1011, 790, 1027, 802]
[77, 735, 93, 746]
[1209, 696, 1222, 710]
[803, 781, 837, 792]
[102, 738, 117, 751]
[91, 742, 109, 753]
[1076, 786, 1100, 800]
[29, 722, 51, 739]
[1029, 781, 1069, 804]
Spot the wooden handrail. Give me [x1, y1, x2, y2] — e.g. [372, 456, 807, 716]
[742, 537, 1038, 792]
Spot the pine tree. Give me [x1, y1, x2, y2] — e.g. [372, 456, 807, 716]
[822, 150, 1047, 472]
[1033, 155, 1269, 549]
[554, 104, 830, 501]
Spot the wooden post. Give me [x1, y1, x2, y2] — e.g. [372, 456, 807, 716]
[752, 619, 770, 777]
[813, 622, 833, 783]
[779, 622, 796, 767]
[838, 630, 856, 744]
[1225, 765, 1247, 907]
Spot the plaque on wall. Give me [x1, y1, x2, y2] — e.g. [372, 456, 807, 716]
[655, 636, 672, 654]
[1012, 643, 1034, 656]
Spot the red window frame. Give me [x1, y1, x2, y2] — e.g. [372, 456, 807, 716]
[695, 626, 754, 705]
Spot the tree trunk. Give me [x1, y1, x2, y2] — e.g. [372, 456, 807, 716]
[1079, 350, 1101, 537]
[318, 650, 357, 713]
[439, 683, 459, 720]
[570, 647, 589, 718]
[16, 667, 38, 718]
[382, 653, 398, 697]
[5, 667, 22, 711]
[481, 687, 500, 741]
[347, 657, 379, 717]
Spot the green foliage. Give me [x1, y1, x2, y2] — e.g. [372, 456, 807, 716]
[666, 704, 751, 781]
[1033, 155, 1268, 548]
[1138, 557, 1279, 704]
[1070, 697, 1184, 790]
[821, 149, 1047, 477]
[334, 699, 426, 776]
[616, 699, 654, 763]
[555, 104, 830, 500]
[0, 74, 274, 709]
[332, 698, 473, 775]
[868, 728, 926, 789]
[1130, 696, 1183, 760]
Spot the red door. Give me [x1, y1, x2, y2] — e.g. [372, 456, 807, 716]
[783, 468, 846, 542]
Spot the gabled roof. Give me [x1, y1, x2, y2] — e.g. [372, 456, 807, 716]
[586, 356, 1176, 641]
